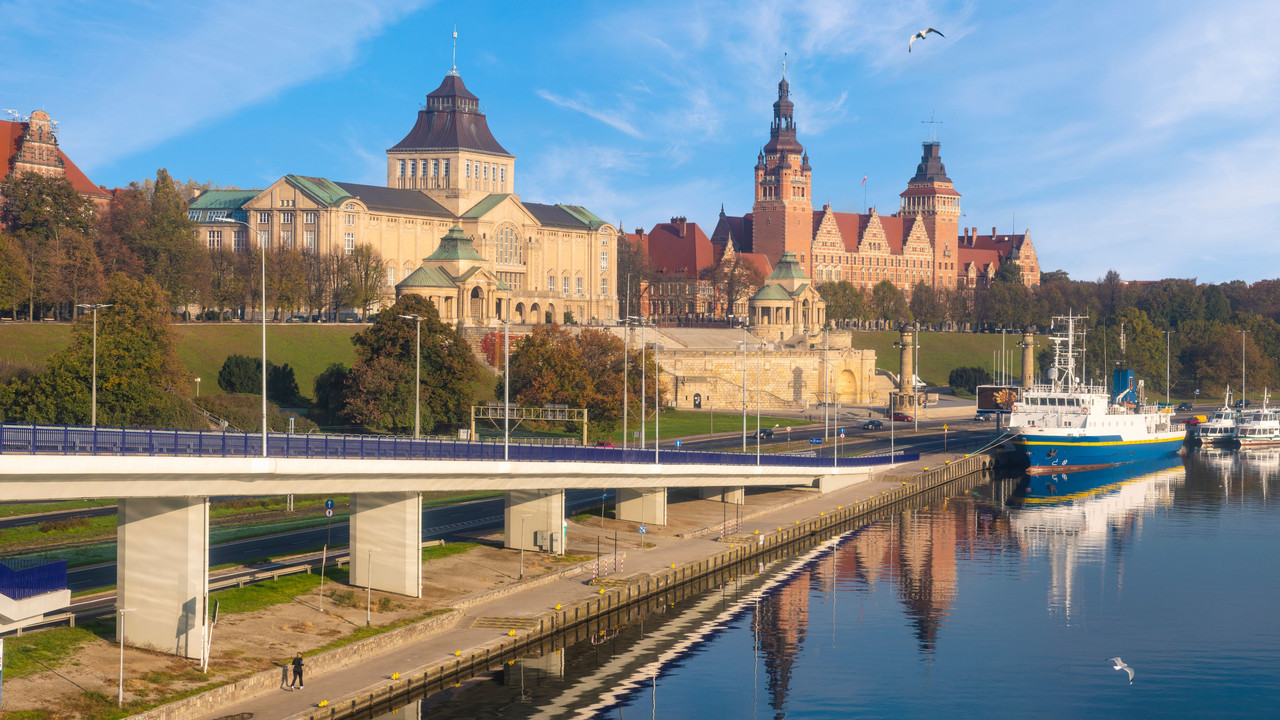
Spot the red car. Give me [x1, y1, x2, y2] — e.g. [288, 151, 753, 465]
[891, 412, 914, 422]
[594, 441, 615, 448]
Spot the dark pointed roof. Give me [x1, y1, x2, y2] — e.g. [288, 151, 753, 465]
[390, 74, 512, 157]
[908, 141, 951, 184]
[764, 76, 804, 155]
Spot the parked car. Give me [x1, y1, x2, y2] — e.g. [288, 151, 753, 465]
[892, 412, 914, 422]
[286, 315, 308, 323]
[749, 428, 775, 440]
[594, 441, 615, 448]
[1233, 399, 1253, 408]
[862, 419, 884, 430]
[337, 311, 361, 323]
[973, 413, 991, 422]
[1176, 401, 1194, 411]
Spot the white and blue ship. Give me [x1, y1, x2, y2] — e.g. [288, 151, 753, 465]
[1008, 313, 1185, 474]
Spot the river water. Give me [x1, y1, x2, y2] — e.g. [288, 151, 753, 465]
[384, 449, 1280, 719]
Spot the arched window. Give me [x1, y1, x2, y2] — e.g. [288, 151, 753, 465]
[497, 225, 522, 265]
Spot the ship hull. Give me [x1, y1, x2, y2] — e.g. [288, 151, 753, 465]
[1012, 431, 1185, 474]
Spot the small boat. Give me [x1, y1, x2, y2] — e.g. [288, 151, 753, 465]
[1233, 390, 1280, 447]
[1008, 313, 1185, 474]
[1193, 386, 1240, 446]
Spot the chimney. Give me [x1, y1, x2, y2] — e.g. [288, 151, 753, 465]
[992, 226, 998, 237]
[671, 216, 687, 238]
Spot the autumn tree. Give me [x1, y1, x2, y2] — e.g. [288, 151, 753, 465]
[908, 281, 947, 328]
[710, 251, 765, 321]
[0, 171, 94, 319]
[0, 232, 31, 320]
[344, 294, 478, 433]
[616, 232, 654, 319]
[140, 169, 208, 314]
[346, 244, 388, 319]
[870, 280, 909, 323]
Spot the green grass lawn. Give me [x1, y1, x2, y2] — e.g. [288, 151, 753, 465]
[849, 329, 1026, 386]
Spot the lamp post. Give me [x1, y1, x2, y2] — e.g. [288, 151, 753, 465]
[215, 218, 266, 456]
[194, 377, 201, 398]
[1165, 330, 1174, 406]
[756, 336, 761, 465]
[76, 303, 112, 427]
[623, 318, 629, 450]
[398, 314, 423, 438]
[654, 349, 660, 464]
[735, 316, 747, 452]
[519, 514, 530, 580]
[365, 548, 378, 626]
[117, 607, 136, 706]
[504, 289, 511, 460]
[1239, 329, 1249, 409]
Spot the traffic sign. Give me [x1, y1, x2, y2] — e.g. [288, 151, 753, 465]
[809, 438, 823, 445]
[675, 440, 682, 448]
[325, 508, 333, 518]
[786, 426, 791, 432]
[639, 525, 647, 534]
[839, 431, 845, 439]
[325, 499, 334, 510]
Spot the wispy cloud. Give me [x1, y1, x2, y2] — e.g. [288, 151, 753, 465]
[536, 90, 644, 138]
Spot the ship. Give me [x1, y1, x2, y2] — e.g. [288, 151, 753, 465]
[1191, 386, 1240, 446]
[1008, 313, 1185, 474]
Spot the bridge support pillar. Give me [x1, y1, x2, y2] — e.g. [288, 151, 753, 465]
[615, 488, 667, 525]
[505, 490, 566, 555]
[351, 492, 422, 597]
[697, 486, 745, 504]
[117, 497, 208, 659]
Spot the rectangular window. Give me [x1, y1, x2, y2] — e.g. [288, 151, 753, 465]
[345, 213, 356, 226]
[304, 230, 316, 251]
[207, 230, 222, 249]
[409, 161, 416, 178]
[432, 159, 439, 177]
[576, 277, 583, 295]
[601, 277, 608, 295]
[257, 229, 270, 249]
[483, 163, 489, 180]
[386, 267, 396, 284]
[281, 230, 293, 248]
[500, 165, 505, 184]
[600, 251, 608, 271]
[443, 159, 449, 177]
[548, 275, 555, 292]
[466, 160, 471, 178]
[304, 212, 317, 224]
[233, 230, 246, 252]
[562, 276, 570, 294]
[281, 212, 293, 224]
[258, 212, 270, 224]
[397, 159, 405, 177]
[344, 232, 354, 255]
[188, 210, 201, 221]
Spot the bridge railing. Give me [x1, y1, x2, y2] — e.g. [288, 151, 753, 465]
[0, 558, 68, 600]
[0, 423, 918, 469]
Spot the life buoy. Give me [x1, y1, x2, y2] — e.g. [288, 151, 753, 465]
[1082, 406, 1090, 415]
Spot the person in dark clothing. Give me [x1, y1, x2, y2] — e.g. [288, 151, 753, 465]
[290, 652, 304, 689]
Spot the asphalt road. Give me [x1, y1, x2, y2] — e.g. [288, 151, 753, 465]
[66, 490, 607, 592]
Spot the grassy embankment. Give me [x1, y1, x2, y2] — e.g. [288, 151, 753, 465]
[848, 329, 1025, 387]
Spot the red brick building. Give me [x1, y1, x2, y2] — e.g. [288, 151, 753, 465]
[710, 76, 1040, 294]
[2, 110, 111, 209]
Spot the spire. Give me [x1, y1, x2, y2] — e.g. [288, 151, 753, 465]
[908, 141, 951, 185]
[765, 73, 802, 155]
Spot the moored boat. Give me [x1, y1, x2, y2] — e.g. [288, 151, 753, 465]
[1008, 313, 1185, 474]
[1192, 387, 1240, 446]
[1233, 391, 1280, 447]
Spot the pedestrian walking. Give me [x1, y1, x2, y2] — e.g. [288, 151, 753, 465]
[290, 652, 304, 689]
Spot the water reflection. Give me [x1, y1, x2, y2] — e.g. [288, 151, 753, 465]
[372, 454, 1280, 719]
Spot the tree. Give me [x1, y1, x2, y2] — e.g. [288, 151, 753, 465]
[616, 232, 654, 319]
[870, 280, 909, 323]
[140, 169, 208, 314]
[346, 244, 388, 319]
[0, 232, 31, 320]
[908, 281, 947, 328]
[0, 171, 93, 319]
[948, 366, 992, 394]
[95, 185, 148, 279]
[344, 294, 478, 433]
[312, 363, 351, 429]
[818, 281, 866, 327]
[218, 355, 260, 394]
[710, 251, 765, 321]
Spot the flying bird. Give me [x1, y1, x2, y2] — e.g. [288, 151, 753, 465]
[1107, 657, 1135, 685]
[909, 28, 944, 52]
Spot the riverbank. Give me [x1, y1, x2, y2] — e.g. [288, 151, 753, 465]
[167, 452, 994, 720]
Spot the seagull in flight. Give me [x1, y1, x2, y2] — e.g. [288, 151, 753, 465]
[909, 28, 944, 52]
[1107, 657, 1135, 685]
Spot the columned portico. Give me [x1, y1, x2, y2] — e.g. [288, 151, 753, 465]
[615, 487, 668, 525]
[117, 497, 208, 659]
[350, 492, 423, 597]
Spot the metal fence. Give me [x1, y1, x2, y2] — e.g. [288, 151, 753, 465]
[0, 423, 917, 469]
[0, 557, 68, 600]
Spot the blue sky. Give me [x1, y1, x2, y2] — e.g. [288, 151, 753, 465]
[3, 0, 1277, 283]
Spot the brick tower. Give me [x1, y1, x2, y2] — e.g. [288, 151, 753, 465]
[898, 142, 961, 289]
[751, 75, 813, 267]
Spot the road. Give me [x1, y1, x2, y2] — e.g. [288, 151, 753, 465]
[66, 490, 607, 592]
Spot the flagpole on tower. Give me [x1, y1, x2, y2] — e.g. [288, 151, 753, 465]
[451, 26, 458, 76]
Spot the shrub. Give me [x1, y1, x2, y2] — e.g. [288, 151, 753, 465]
[948, 366, 992, 394]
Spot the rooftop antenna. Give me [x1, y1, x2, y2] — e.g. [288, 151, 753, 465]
[922, 110, 942, 142]
[449, 25, 459, 76]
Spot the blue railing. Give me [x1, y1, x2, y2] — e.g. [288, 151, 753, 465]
[0, 423, 918, 469]
[0, 557, 68, 600]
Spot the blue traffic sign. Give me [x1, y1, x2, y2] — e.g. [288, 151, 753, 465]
[639, 525, 648, 534]
[674, 440, 682, 448]
[809, 438, 823, 445]
[325, 499, 334, 509]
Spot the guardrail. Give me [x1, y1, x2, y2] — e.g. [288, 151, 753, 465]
[0, 423, 918, 469]
[0, 558, 67, 600]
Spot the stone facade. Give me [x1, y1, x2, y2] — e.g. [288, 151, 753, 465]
[2, 109, 111, 208]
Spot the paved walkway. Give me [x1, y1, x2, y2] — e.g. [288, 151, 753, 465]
[191, 454, 952, 720]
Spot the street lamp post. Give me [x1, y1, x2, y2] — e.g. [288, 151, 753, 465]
[504, 289, 511, 460]
[194, 377, 201, 398]
[1165, 330, 1174, 406]
[623, 319, 629, 450]
[215, 218, 266, 456]
[398, 315, 423, 438]
[76, 303, 112, 427]
[117, 607, 136, 706]
[520, 514, 530, 580]
[654, 352, 660, 464]
[1240, 329, 1249, 409]
[756, 336, 761, 465]
[736, 317, 747, 452]
[365, 548, 378, 626]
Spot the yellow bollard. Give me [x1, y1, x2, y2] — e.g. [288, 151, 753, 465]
[508, 629, 516, 636]
[555, 604, 561, 610]
[754, 529, 759, 535]
[454, 650, 462, 657]
[318, 700, 329, 708]
[599, 588, 605, 594]
[391, 672, 400, 680]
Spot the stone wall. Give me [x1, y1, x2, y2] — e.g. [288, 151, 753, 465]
[659, 346, 876, 410]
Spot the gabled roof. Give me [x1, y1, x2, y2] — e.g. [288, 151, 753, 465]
[558, 204, 607, 230]
[646, 220, 716, 280]
[738, 252, 773, 277]
[524, 202, 596, 229]
[188, 190, 260, 210]
[461, 193, 511, 219]
[425, 224, 486, 261]
[288, 175, 353, 206]
[397, 265, 456, 289]
[711, 211, 754, 253]
[751, 284, 793, 301]
[2, 118, 109, 199]
[331, 181, 452, 217]
[766, 251, 810, 280]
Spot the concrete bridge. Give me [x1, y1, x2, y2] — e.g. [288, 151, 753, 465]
[0, 423, 913, 659]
